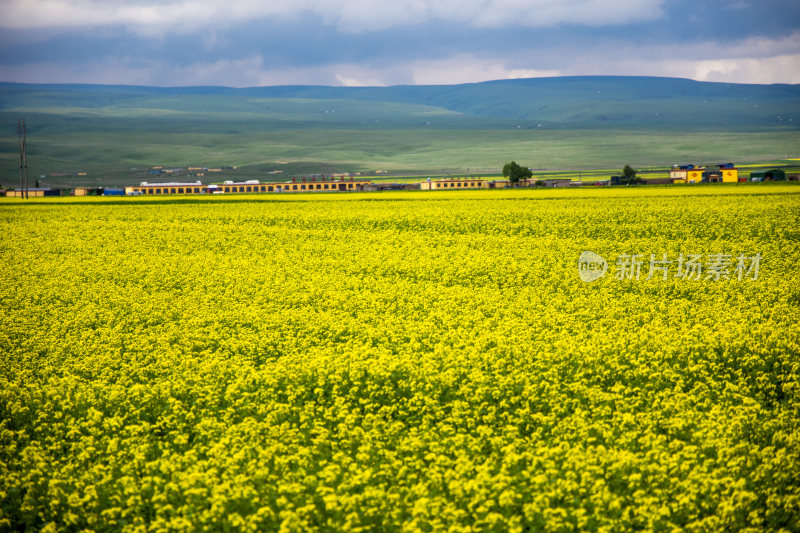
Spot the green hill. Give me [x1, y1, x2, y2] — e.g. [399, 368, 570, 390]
[4, 76, 799, 130]
[1, 76, 798, 185]
[239, 76, 800, 130]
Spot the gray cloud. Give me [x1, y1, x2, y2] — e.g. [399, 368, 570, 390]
[0, 0, 798, 86]
[2, 0, 665, 34]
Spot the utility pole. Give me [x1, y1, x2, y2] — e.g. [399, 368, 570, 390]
[18, 119, 24, 197]
[18, 119, 29, 199]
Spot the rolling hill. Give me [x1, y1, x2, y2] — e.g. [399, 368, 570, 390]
[1, 76, 798, 184]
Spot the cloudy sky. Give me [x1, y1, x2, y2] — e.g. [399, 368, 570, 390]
[1, 0, 799, 87]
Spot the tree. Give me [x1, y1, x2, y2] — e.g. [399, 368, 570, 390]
[502, 161, 533, 185]
[622, 164, 639, 185]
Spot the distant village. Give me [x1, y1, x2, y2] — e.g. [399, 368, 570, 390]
[3, 163, 796, 198]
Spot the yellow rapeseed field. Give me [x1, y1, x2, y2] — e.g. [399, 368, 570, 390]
[1, 185, 799, 531]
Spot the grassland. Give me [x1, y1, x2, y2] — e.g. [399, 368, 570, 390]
[2, 185, 799, 530]
[1, 77, 798, 187]
[3, 128, 799, 188]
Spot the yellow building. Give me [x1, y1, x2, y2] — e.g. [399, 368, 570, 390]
[125, 181, 205, 195]
[686, 169, 704, 183]
[421, 178, 486, 190]
[720, 166, 739, 183]
[5, 190, 42, 197]
[74, 187, 111, 196]
[5, 188, 63, 197]
[218, 180, 270, 193]
[276, 178, 371, 192]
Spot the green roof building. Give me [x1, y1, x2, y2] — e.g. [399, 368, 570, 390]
[750, 169, 786, 181]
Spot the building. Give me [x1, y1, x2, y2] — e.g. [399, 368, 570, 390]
[123, 177, 373, 195]
[218, 180, 271, 193]
[73, 187, 104, 196]
[275, 177, 371, 192]
[750, 169, 786, 181]
[421, 178, 486, 190]
[682, 164, 741, 183]
[5, 188, 65, 197]
[125, 181, 206, 195]
[716, 163, 739, 183]
[542, 178, 573, 187]
[670, 165, 705, 184]
[669, 163, 739, 184]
